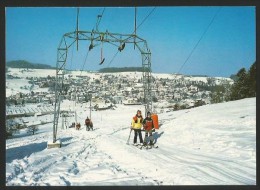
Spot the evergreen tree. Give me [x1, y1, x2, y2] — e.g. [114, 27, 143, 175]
[230, 68, 247, 100]
[174, 103, 180, 110]
[248, 62, 256, 97]
[6, 119, 20, 138]
[210, 84, 230, 103]
[229, 62, 256, 100]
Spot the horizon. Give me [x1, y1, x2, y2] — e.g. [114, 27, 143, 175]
[6, 63, 233, 78]
[6, 59, 247, 78]
[6, 7, 256, 77]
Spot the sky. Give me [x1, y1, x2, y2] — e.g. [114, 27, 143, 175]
[6, 6, 256, 77]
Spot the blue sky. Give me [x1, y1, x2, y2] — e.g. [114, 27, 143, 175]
[6, 6, 255, 77]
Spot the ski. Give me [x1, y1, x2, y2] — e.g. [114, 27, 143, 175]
[139, 144, 158, 150]
[133, 144, 143, 147]
[126, 143, 142, 147]
[147, 145, 159, 149]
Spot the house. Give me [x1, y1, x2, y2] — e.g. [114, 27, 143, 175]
[123, 98, 142, 105]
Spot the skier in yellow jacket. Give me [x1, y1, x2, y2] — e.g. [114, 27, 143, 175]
[131, 110, 144, 145]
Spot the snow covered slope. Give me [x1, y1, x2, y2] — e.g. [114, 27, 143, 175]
[6, 98, 256, 185]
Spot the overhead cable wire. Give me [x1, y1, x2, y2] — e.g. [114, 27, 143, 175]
[106, 50, 120, 68]
[78, 7, 106, 75]
[68, 40, 75, 71]
[76, 7, 154, 72]
[94, 7, 106, 31]
[177, 7, 222, 75]
[101, 7, 106, 17]
[107, 7, 156, 68]
[67, 8, 80, 72]
[135, 7, 156, 32]
[80, 50, 90, 75]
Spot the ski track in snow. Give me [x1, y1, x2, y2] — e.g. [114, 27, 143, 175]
[6, 98, 256, 186]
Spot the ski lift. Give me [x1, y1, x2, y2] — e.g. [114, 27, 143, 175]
[118, 42, 125, 52]
[99, 58, 105, 65]
[89, 42, 94, 51]
[99, 34, 105, 65]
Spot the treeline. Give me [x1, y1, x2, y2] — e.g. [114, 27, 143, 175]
[229, 62, 256, 100]
[206, 62, 256, 104]
[99, 67, 150, 73]
[6, 60, 55, 69]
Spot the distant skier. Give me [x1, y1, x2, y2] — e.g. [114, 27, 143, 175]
[142, 111, 155, 146]
[85, 117, 93, 131]
[76, 123, 81, 130]
[131, 110, 144, 145]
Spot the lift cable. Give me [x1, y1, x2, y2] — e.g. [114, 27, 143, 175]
[79, 7, 155, 74]
[106, 50, 120, 68]
[177, 7, 222, 75]
[66, 8, 80, 73]
[80, 50, 90, 75]
[106, 7, 156, 68]
[135, 7, 156, 33]
[134, 7, 137, 50]
[100, 8, 106, 20]
[68, 38, 75, 72]
[76, 8, 106, 122]
[95, 8, 106, 31]
[164, 7, 222, 111]
[78, 8, 106, 74]
[76, 7, 79, 51]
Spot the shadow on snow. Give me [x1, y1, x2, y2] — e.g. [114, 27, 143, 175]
[6, 137, 74, 163]
[153, 131, 164, 144]
[60, 137, 73, 147]
[6, 142, 47, 163]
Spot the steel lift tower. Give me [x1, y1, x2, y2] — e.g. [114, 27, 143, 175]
[50, 10, 153, 146]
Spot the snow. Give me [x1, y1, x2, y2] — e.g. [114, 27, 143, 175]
[6, 68, 233, 98]
[6, 97, 256, 186]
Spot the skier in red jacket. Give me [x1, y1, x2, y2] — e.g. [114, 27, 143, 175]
[85, 117, 93, 131]
[142, 111, 154, 146]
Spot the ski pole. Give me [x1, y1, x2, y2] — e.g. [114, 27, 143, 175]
[126, 128, 133, 145]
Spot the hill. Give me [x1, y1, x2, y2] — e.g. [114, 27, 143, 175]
[99, 67, 150, 73]
[6, 60, 55, 69]
[6, 98, 256, 185]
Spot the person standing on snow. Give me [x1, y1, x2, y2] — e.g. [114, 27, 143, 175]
[131, 110, 144, 145]
[142, 111, 155, 145]
[85, 117, 93, 131]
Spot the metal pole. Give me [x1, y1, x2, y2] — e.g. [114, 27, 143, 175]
[62, 114, 64, 130]
[90, 94, 92, 120]
[126, 128, 133, 145]
[74, 99, 77, 124]
[76, 8, 79, 51]
[53, 30, 152, 144]
[134, 7, 137, 50]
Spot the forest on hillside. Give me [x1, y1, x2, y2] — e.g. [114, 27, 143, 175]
[6, 60, 55, 69]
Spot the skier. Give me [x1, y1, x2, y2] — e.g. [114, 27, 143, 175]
[85, 117, 93, 131]
[76, 123, 81, 130]
[131, 110, 144, 145]
[142, 111, 155, 146]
